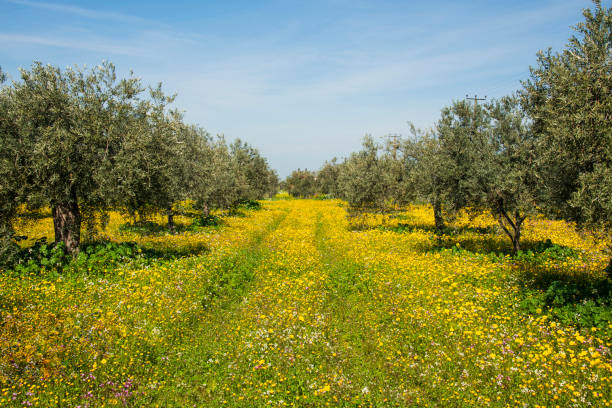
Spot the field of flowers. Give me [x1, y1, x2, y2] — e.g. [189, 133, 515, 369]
[1, 200, 611, 407]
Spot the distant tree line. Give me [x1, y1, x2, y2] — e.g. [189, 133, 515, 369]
[0, 62, 278, 260]
[284, 1, 611, 257]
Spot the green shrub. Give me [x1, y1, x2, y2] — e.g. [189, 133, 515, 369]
[189, 214, 223, 230]
[234, 199, 262, 210]
[119, 221, 167, 236]
[313, 194, 329, 200]
[68, 242, 141, 274]
[4, 239, 148, 275]
[0, 227, 21, 270]
[514, 240, 578, 265]
[10, 240, 71, 275]
[519, 279, 612, 332]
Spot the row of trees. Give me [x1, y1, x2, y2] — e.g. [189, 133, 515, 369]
[285, 1, 611, 256]
[0, 62, 278, 259]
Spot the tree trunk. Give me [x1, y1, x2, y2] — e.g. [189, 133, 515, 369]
[167, 208, 175, 233]
[52, 199, 81, 255]
[128, 208, 136, 224]
[512, 225, 521, 254]
[433, 199, 445, 232]
[497, 209, 525, 255]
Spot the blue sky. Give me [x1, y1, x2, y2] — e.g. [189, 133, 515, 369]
[0, 0, 600, 177]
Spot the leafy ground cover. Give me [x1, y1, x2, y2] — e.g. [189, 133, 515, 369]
[1, 200, 611, 407]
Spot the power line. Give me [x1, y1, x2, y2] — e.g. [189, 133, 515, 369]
[465, 94, 487, 106]
[382, 134, 402, 159]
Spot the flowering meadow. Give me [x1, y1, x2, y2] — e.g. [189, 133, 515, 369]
[1, 200, 611, 407]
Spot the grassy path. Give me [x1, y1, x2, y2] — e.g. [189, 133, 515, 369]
[157, 201, 339, 406]
[155, 206, 290, 405]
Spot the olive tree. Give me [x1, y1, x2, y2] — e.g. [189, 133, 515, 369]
[380, 136, 411, 207]
[436, 101, 492, 213]
[424, 97, 540, 253]
[8, 62, 143, 254]
[230, 139, 277, 201]
[111, 85, 187, 230]
[192, 136, 246, 214]
[315, 159, 342, 198]
[178, 124, 214, 213]
[266, 170, 280, 198]
[521, 0, 611, 238]
[337, 136, 390, 212]
[521, 1, 611, 271]
[284, 169, 316, 198]
[0, 67, 24, 266]
[481, 97, 540, 253]
[407, 101, 490, 233]
[401, 125, 448, 231]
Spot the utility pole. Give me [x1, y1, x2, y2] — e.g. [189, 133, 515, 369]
[465, 94, 487, 106]
[464, 95, 486, 144]
[384, 134, 401, 160]
[466, 94, 487, 123]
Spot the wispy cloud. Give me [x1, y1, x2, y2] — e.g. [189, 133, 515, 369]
[6, 0, 149, 24]
[0, 33, 148, 56]
[1, 0, 587, 176]
[167, 42, 518, 114]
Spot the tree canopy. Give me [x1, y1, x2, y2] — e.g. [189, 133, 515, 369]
[521, 0, 611, 231]
[0, 62, 278, 257]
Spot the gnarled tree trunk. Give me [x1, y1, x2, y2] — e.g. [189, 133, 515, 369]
[433, 198, 445, 232]
[167, 208, 175, 233]
[497, 209, 526, 255]
[52, 199, 81, 255]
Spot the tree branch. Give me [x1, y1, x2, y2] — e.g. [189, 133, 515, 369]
[497, 212, 514, 242]
[501, 208, 517, 232]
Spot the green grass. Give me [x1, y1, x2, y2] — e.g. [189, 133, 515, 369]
[1, 201, 610, 407]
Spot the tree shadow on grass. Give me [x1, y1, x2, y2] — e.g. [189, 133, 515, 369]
[413, 233, 562, 257]
[419, 230, 612, 331]
[348, 216, 495, 234]
[3, 238, 210, 279]
[118, 216, 225, 237]
[78, 240, 210, 267]
[513, 262, 611, 331]
[119, 221, 195, 236]
[390, 223, 495, 236]
[14, 210, 52, 220]
[139, 242, 210, 260]
[381, 217, 612, 330]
